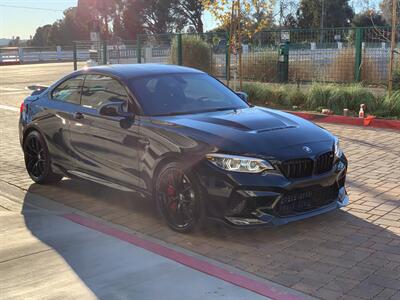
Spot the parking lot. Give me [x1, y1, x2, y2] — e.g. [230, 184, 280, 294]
[1, 63, 400, 300]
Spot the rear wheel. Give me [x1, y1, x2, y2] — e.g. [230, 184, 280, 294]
[155, 162, 205, 233]
[23, 131, 63, 184]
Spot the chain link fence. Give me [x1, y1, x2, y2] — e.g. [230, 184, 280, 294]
[71, 27, 397, 85]
[1, 26, 397, 85]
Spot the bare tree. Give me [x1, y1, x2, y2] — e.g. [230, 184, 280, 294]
[380, 0, 400, 24]
[276, 0, 298, 27]
[360, 0, 399, 94]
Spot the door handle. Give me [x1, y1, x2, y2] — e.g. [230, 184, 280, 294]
[73, 112, 84, 120]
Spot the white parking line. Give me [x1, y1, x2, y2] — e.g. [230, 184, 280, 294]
[0, 87, 22, 91]
[0, 104, 19, 112]
[0, 91, 29, 95]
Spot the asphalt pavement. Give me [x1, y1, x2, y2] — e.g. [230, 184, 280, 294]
[0, 62, 85, 107]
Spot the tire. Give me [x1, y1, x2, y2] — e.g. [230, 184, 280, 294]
[155, 162, 205, 233]
[23, 130, 63, 184]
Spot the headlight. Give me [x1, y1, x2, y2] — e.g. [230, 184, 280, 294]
[334, 138, 342, 158]
[206, 153, 274, 173]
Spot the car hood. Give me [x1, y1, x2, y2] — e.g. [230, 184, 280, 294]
[152, 107, 335, 160]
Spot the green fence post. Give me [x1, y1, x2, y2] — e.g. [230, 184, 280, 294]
[225, 36, 230, 81]
[177, 33, 183, 65]
[102, 41, 107, 65]
[136, 35, 141, 63]
[73, 42, 77, 71]
[210, 46, 213, 74]
[355, 28, 363, 82]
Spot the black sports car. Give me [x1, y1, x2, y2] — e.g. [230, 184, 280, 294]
[19, 64, 348, 232]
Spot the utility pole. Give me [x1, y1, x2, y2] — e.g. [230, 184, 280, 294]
[320, 0, 325, 43]
[388, 0, 398, 96]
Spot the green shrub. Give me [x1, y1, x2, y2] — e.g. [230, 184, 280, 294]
[242, 82, 274, 106]
[241, 81, 395, 117]
[384, 91, 400, 116]
[393, 69, 400, 91]
[286, 88, 307, 107]
[306, 83, 333, 109]
[345, 84, 377, 112]
[306, 83, 377, 114]
[328, 86, 351, 114]
[170, 35, 211, 73]
[241, 82, 299, 108]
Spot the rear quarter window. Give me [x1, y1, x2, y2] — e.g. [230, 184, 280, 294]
[51, 75, 85, 105]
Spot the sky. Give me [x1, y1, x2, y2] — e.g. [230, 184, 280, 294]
[0, 0, 381, 40]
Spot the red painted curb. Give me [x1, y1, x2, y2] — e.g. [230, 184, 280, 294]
[290, 111, 400, 131]
[63, 213, 304, 300]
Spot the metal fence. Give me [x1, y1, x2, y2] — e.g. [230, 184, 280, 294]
[1, 26, 398, 85]
[0, 46, 89, 63]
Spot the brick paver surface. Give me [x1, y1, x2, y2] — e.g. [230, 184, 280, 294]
[1, 64, 400, 300]
[2, 109, 399, 300]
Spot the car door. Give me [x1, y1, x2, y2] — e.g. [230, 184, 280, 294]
[68, 74, 141, 189]
[38, 75, 85, 171]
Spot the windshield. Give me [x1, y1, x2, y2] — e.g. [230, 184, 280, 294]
[129, 73, 249, 116]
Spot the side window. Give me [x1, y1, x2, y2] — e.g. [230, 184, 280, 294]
[51, 75, 85, 104]
[81, 74, 130, 112]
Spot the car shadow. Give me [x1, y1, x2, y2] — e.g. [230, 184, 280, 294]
[21, 179, 400, 299]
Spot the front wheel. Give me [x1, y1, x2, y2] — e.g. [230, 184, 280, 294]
[23, 131, 63, 184]
[155, 162, 205, 233]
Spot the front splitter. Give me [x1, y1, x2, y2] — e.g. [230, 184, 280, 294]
[224, 187, 349, 227]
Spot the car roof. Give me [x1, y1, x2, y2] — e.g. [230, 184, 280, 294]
[77, 64, 205, 81]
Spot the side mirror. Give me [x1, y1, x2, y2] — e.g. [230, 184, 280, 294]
[236, 91, 249, 103]
[99, 101, 134, 120]
[99, 104, 119, 117]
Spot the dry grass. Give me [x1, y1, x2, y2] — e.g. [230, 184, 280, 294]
[240, 51, 278, 82]
[214, 47, 385, 84]
[325, 48, 382, 83]
[289, 60, 316, 82]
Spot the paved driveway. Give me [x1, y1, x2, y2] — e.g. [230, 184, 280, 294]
[0, 63, 399, 300]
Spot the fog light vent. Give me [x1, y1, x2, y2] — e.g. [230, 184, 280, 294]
[226, 197, 247, 216]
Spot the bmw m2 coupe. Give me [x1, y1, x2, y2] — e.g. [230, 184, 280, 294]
[19, 64, 348, 232]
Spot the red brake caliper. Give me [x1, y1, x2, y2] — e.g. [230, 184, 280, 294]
[166, 185, 178, 211]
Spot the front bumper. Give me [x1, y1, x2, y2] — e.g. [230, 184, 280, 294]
[195, 154, 348, 227]
[225, 187, 348, 227]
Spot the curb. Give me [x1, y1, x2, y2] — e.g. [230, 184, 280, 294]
[0, 61, 21, 66]
[64, 212, 309, 300]
[0, 180, 314, 300]
[290, 111, 400, 131]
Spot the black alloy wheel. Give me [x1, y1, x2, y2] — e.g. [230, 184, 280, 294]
[155, 162, 204, 233]
[23, 131, 62, 184]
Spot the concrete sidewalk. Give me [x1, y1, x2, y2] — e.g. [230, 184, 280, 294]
[0, 187, 310, 300]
